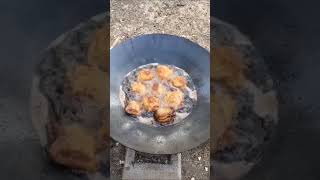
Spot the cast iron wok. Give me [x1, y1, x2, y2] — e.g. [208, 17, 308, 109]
[110, 34, 210, 154]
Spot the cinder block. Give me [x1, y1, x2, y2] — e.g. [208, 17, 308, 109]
[122, 148, 181, 180]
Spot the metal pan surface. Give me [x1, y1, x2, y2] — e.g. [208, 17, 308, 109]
[110, 34, 210, 154]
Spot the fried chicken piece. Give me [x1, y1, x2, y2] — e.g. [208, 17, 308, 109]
[142, 96, 160, 112]
[171, 76, 187, 88]
[125, 101, 141, 116]
[154, 107, 175, 125]
[131, 82, 146, 95]
[138, 69, 154, 81]
[67, 64, 107, 107]
[49, 124, 98, 172]
[212, 47, 248, 90]
[165, 90, 184, 109]
[157, 65, 173, 80]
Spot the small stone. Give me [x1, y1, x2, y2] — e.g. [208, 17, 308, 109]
[119, 160, 124, 165]
[116, 142, 119, 146]
[205, 167, 208, 171]
[198, 156, 201, 161]
[191, 177, 195, 180]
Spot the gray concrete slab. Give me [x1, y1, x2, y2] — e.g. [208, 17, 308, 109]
[122, 148, 181, 180]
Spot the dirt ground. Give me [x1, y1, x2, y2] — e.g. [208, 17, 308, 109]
[110, 0, 210, 179]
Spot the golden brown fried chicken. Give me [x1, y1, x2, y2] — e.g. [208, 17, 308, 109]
[125, 101, 141, 116]
[171, 76, 187, 88]
[138, 69, 154, 81]
[165, 90, 184, 109]
[67, 65, 107, 107]
[131, 82, 146, 95]
[154, 107, 175, 124]
[157, 65, 173, 80]
[212, 47, 247, 90]
[49, 124, 98, 172]
[142, 96, 160, 112]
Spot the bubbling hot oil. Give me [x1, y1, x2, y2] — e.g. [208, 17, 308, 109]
[119, 63, 197, 127]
